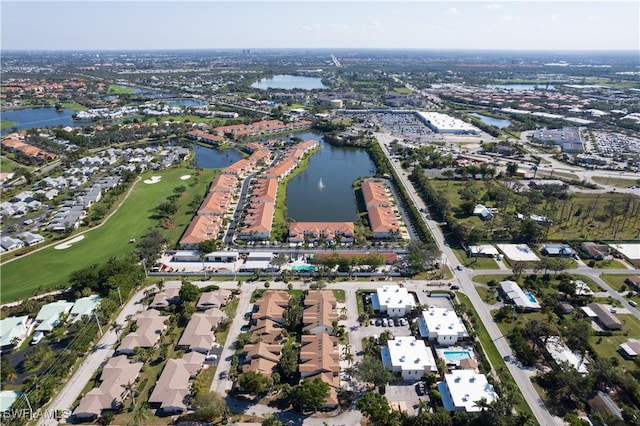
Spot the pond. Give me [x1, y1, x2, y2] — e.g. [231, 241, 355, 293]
[285, 132, 375, 222]
[251, 75, 328, 90]
[191, 144, 245, 169]
[470, 113, 512, 129]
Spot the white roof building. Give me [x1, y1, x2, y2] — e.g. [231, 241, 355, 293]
[35, 301, 74, 332]
[0, 316, 30, 350]
[415, 111, 480, 134]
[374, 285, 415, 318]
[381, 336, 437, 380]
[438, 370, 498, 412]
[499, 281, 541, 311]
[417, 307, 468, 346]
[467, 245, 499, 257]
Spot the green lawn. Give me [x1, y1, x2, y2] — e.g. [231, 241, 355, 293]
[600, 274, 633, 292]
[591, 259, 628, 269]
[333, 289, 346, 303]
[61, 101, 88, 112]
[0, 167, 215, 303]
[472, 274, 509, 286]
[476, 286, 498, 305]
[452, 248, 499, 270]
[107, 84, 135, 94]
[0, 156, 23, 173]
[1, 120, 16, 130]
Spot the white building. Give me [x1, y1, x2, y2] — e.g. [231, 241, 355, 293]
[415, 111, 480, 134]
[499, 281, 541, 311]
[381, 336, 437, 380]
[417, 307, 468, 346]
[438, 370, 498, 412]
[374, 285, 415, 318]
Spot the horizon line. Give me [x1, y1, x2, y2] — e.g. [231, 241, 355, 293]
[2, 47, 639, 53]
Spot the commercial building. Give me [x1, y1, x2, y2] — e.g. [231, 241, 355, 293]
[415, 111, 479, 134]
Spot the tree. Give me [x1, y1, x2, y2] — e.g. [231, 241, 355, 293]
[192, 391, 227, 422]
[237, 370, 273, 396]
[262, 414, 284, 426]
[291, 378, 330, 412]
[354, 356, 393, 388]
[121, 381, 137, 407]
[506, 162, 519, 177]
[283, 294, 303, 332]
[179, 281, 200, 303]
[279, 341, 300, 380]
[356, 391, 390, 426]
[199, 239, 218, 254]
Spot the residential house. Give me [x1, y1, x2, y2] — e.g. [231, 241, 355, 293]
[582, 242, 611, 260]
[178, 309, 225, 354]
[148, 352, 206, 414]
[117, 309, 168, 355]
[583, 303, 623, 331]
[0, 316, 30, 351]
[417, 307, 468, 346]
[374, 285, 415, 318]
[381, 336, 437, 380]
[303, 290, 338, 335]
[437, 370, 498, 412]
[73, 356, 143, 420]
[149, 287, 181, 310]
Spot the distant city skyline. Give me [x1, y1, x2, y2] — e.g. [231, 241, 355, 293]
[1, 1, 639, 52]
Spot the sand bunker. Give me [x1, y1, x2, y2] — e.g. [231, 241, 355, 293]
[54, 235, 86, 250]
[180, 175, 191, 180]
[143, 176, 162, 184]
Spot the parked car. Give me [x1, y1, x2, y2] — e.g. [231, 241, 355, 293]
[382, 318, 388, 327]
[630, 301, 638, 308]
[451, 285, 460, 290]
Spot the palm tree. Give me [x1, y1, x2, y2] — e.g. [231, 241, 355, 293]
[121, 381, 137, 407]
[111, 322, 123, 338]
[339, 306, 348, 317]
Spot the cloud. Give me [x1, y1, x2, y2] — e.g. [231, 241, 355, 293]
[502, 15, 522, 22]
[550, 14, 561, 22]
[485, 4, 503, 10]
[445, 7, 459, 15]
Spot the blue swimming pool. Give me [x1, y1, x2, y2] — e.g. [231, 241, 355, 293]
[292, 265, 316, 272]
[525, 292, 538, 303]
[443, 350, 472, 362]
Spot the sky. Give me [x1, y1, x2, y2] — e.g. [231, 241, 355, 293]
[1, 0, 639, 51]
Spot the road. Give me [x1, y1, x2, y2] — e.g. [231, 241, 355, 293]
[375, 131, 562, 425]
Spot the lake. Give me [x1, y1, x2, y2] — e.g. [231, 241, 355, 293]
[470, 113, 512, 129]
[164, 98, 209, 107]
[252, 75, 328, 90]
[486, 84, 556, 91]
[285, 132, 375, 222]
[191, 144, 244, 168]
[1, 107, 76, 133]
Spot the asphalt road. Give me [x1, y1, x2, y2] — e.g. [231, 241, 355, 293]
[375, 131, 562, 425]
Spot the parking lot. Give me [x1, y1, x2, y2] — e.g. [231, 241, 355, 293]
[385, 382, 431, 416]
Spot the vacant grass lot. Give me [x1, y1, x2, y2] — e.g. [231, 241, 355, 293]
[452, 248, 499, 270]
[592, 176, 639, 188]
[428, 180, 640, 240]
[0, 167, 215, 303]
[0, 156, 23, 173]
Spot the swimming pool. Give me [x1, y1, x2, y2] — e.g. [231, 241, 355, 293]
[292, 265, 316, 272]
[525, 292, 538, 303]
[443, 350, 472, 362]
